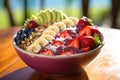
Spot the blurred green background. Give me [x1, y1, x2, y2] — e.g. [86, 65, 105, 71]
[0, 0, 120, 30]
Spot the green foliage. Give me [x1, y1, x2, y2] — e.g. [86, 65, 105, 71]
[94, 34, 103, 46]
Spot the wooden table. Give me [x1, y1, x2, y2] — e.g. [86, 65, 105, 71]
[0, 27, 120, 80]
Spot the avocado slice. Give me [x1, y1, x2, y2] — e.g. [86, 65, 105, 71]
[56, 11, 62, 21]
[30, 15, 41, 25]
[40, 11, 47, 24]
[62, 12, 68, 19]
[52, 10, 57, 22]
[37, 10, 47, 25]
[37, 13, 44, 25]
[45, 9, 52, 23]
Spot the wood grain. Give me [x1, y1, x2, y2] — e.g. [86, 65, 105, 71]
[0, 27, 120, 80]
[0, 27, 27, 78]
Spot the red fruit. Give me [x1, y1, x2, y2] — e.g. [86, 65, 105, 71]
[61, 47, 74, 55]
[59, 30, 72, 38]
[77, 17, 93, 29]
[61, 47, 83, 55]
[81, 47, 90, 52]
[78, 26, 91, 36]
[42, 49, 54, 56]
[29, 20, 38, 29]
[52, 40, 63, 46]
[90, 26, 100, 36]
[68, 38, 79, 48]
[61, 51, 73, 55]
[79, 36, 95, 49]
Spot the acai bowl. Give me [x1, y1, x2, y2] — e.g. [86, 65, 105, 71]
[13, 9, 104, 75]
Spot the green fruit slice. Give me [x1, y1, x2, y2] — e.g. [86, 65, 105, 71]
[30, 15, 41, 25]
[37, 13, 44, 25]
[40, 11, 47, 24]
[45, 9, 52, 23]
[56, 11, 62, 21]
[52, 10, 57, 22]
[62, 13, 68, 19]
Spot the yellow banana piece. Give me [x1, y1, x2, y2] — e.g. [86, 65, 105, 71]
[36, 37, 49, 47]
[69, 17, 78, 25]
[46, 25, 59, 33]
[42, 30, 56, 37]
[53, 22, 66, 30]
[40, 34, 54, 41]
[62, 19, 74, 27]
[26, 41, 41, 53]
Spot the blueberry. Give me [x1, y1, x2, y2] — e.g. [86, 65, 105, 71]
[21, 29, 26, 34]
[17, 31, 22, 36]
[27, 31, 32, 35]
[30, 28, 35, 32]
[24, 28, 30, 33]
[14, 37, 20, 42]
[20, 34, 27, 40]
[16, 40, 21, 45]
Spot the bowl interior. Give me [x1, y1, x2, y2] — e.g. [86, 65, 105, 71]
[13, 31, 104, 59]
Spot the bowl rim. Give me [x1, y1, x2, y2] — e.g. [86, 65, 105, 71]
[13, 31, 104, 59]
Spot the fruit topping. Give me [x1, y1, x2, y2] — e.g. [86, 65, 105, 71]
[81, 47, 90, 52]
[68, 38, 79, 48]
[52, 40, 63, 46]
[28, 20, 38, 29]
[14, 9, 103, 56]
[79, 36, 95, 49]
[77, 16, 93, 29]
[61, 47, 83, 55]
[59, 30, 72, 38]
[42, 49, 54, 56]
[78, 26, 91, 36]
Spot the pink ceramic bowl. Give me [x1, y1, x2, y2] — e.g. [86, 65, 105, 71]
[13, 32, 104, 75]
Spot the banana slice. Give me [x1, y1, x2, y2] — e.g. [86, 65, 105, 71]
[62, 19, 74, 27]
[37, 37, 49, 47]
[40, 34, 54, 41]
[53, 22, 66, 30]
[47, 25, 59, 33]
[26, 42, 41, 53]
[42, 30, 56, 37]
[69, 17, 78, 25]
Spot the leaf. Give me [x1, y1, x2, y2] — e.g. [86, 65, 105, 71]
[82, 16, 94, 26]
[94, 33, 103, 46]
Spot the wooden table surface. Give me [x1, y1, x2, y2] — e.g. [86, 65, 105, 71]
[0, 27, 120, 80]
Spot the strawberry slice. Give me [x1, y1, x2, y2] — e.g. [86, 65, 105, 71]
[42, 49, 54, 56]
[52, 40, 63, 46]
[61, 51, 74, 55]
[79, 36, 95, 49]
[81, 47, 90, 52]
[77, 16, 93, 29]
[78, 26, 91, 36]
[68, 38, 79, 48]
[29, 20, 38, 29]
[59, 30, 72, 38]
[90, 26, 100, 36]
[61, 47, 83, 55]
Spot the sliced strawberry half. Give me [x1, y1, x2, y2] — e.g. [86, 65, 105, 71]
[78, 26, 91, 36]
[42, 49, 54, 56]
[28, 20, 38, 29]
[79, 36, 95, 49]
[52, 40, 63, 46]
[59, 30, 72, 38]
[61, 51, 74, 55]
[67, 38, 79, 48]
[61, 47, 82, 55]
[81, 47, 90, 52]
[90, 26, 100, 36]
[77, 16, 93, 29]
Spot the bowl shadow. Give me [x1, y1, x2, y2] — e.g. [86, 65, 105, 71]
[0, 66, 88, 80]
